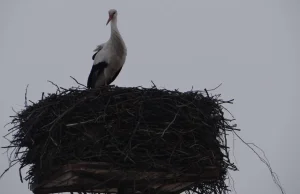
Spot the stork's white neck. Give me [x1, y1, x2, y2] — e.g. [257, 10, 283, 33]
[109, 17, 127, 57]
[109, 18, 121, 39]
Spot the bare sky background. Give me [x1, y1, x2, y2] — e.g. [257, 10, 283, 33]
[0, 1, 299, 194]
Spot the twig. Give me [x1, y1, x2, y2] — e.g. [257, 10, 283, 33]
[66, 119, 96, 127]
[150, 80, 157, 88]
[70, 76, 87, 88]
[24, 84, 29, 107]
[161, 110, 179, 137]
[0, 161, 18, 179]
[233, 131, 286, 194]
[47, 80, 60, 93]
[206, 83, 223, 92]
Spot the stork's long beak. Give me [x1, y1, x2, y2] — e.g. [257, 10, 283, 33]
[106, 16, 112, 25]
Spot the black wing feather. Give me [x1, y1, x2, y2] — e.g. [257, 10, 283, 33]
[87, 62, 108, 88]
[92, 52, 98, 60]
[107, 66, 123, 85]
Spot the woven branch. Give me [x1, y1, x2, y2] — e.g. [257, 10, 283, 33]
[3, 83, 238, 194]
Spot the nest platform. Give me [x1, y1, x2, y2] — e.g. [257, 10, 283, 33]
[5, 85, 238, 194]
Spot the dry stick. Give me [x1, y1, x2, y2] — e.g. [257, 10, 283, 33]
[28, 100, 35, 105]
[18, 163, 25, 183]
[206, 83, 223, 92]
[70, 76, 87, 88]
[228, 172, 237, 194]
[0, 161, 18, 179]
[204, 88, 210, 98]
[221, 104, 235, 119]
[161, 110, 179, 137]
[47, 80, 61, 93]
[24, 84, 29, 107]
[233, 131, 286, 194]
[65, 119, 96, 127]
[150, 80, 157, 88]
[231, 131, 239, 168]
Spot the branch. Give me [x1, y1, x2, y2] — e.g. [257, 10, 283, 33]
[70, 76, 87, 88]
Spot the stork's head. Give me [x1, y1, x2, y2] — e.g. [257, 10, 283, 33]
[106, 9, 118, 25]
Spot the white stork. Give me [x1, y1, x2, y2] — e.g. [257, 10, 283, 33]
[87, 9, 127, 89]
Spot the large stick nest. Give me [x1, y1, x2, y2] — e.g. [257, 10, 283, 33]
[3, 83, 238, 194]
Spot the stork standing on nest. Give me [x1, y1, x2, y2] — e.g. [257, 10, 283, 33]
[87, 9, 127, 89]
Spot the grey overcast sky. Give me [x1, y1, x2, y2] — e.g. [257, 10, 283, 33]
[0, 0, 299, 194]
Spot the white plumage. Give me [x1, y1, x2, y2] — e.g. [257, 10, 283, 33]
[87, 9, 127, 88]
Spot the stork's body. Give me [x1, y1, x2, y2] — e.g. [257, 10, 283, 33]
[87, 9, 127, 88]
